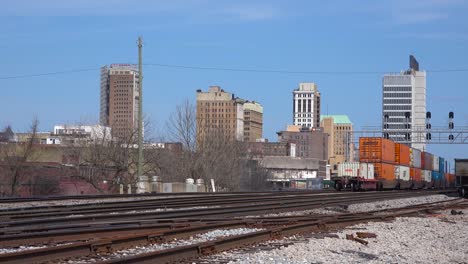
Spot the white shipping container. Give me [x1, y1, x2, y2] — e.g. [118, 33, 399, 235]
[423, 170, 432, 183]
[394, 166, 410, 181]
[359, 163, 375, 179]
[338, 162, 360, 177]
[432, 156, 440, 172]
[410, 148, 422, 168]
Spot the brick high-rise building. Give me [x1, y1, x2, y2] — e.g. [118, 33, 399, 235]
[243, 101, 263, 142]
[196, 86, 245, 145]
[100, 64, 140, 139]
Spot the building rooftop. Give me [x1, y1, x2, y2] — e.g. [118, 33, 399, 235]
[320, 115, 352, 124]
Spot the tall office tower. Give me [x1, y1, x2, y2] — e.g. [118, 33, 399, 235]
[382, 55, 426, 151]
[196, 86, 245, 145]
[100, 64, 140, 139]
[293, 83, 321, 128]
[243, 101, 263, 142]
[320, 115, 354, 171]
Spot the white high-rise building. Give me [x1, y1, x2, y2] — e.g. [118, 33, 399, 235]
[382, 56, 426, 151]
[293, 83, 321, 128]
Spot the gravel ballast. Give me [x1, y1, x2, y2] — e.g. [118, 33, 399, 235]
[252, 194, 456, 217]
[221, 208, 468, 264]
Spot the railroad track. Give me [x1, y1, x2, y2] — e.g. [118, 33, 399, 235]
[0, 190, 450, 231]
[0, 197, 465, 264]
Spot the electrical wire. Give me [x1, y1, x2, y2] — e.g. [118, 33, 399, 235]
[1, 64, 468, 80]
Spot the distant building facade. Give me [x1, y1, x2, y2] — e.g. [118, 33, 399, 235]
[293, 83, 321, 128]
[53, 124, 112, 145]
[261, 156, 326, 188]
[196, 86, 246, 144]
[320, 115, 354, 172]
[100, 64, 140, 139]
[277, 125, 328, 161]
[382, 55, 426, 151]
[243, 101, 263, 142]
[246, 141, 294, 157]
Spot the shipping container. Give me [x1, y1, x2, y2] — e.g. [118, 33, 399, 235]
[410, 148, 422, 168]
[359, 163, 375, 180]
[359, 137, 395, 163]
[421, 152, 434, 171]
[395, 143, 411, 166]
[373, 163, 395, 180]
[431, 171, 442, 185]
[410, 168, 422, 187]
[338, 162, 360, 177]
[432, 155, 440, 172]
[422, 170, 432, 183]
[394, 166, 410, 181]
[439, 157, 445, 174]
[445, 173, 456, 188]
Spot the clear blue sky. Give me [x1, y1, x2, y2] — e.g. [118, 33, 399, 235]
[1, 0, 467, 168]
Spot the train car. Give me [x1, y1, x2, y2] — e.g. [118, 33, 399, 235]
[455, 159, 468, 197]
[410, 168, 422, 189]
[333, 162, 378, 191]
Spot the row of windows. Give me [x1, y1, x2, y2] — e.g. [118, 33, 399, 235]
[383, 111, 412, 117]
[383, 99, 412, 104]
[199, 102, 234, 107]
[203, 108, 233, 113]
[384, 118, 412, 123]
[383, 86, 412, 92]
[295, 113, 313, 117]
[383, 93, 412, 98]
[383, 105, 412, 110]
[295, 93, 313, 98]
[383, 124, 412, 129]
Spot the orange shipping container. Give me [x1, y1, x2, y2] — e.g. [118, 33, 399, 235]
[395, 143, 411, 166]
[360, 137, 395, 163]
[373, 163, 395, 180]
[410, 168, 422, 183]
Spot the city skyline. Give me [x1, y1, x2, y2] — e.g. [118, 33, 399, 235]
[1, 1, 467, 165]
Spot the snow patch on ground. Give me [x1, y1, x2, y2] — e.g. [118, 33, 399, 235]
[222, 208, 468, 264]
[108, 206, 219, 215]
[0, 243, 72, 255]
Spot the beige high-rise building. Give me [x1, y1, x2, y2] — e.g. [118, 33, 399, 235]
[196, 86, 245, 145]
[243, 101, 263, 142]
[320, 115, 354, 172]
[100, 64, 140, 139]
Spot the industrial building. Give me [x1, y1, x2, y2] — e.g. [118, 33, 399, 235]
[382, 55, 426, 151]
[320, 115, 354, 172]
[293, 83, 321, 128]
[100, 64, 140, 140]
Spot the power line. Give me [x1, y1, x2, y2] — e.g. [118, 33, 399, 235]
[0, 68, 101, 80]
[1, 64, 468, 80]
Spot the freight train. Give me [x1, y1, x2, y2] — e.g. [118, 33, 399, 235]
[332, 137, 456, 191]
[455, 159, 468, 197]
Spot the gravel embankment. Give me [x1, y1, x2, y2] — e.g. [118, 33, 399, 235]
[222, 208, 468, 264]
[253, 194, 456, 217]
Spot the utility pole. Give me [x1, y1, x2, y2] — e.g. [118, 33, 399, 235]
[137, 37, 144, 179]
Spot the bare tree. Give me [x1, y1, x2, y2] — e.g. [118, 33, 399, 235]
[163, 100, 269, 191]
[0, 116, 40, 196]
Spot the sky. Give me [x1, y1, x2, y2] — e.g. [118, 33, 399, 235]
[1, 0, 467, 168]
